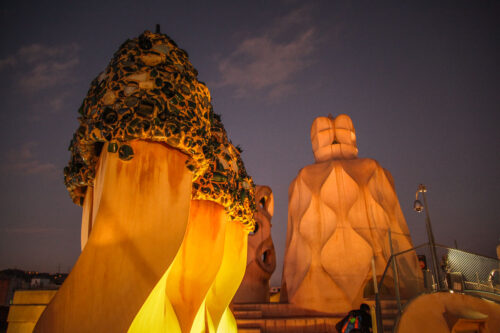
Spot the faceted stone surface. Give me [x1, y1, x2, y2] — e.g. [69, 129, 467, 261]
[281, 114, 421, 314]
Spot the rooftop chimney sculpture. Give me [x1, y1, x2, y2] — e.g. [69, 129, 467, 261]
[281, 114, 421, 313]
[233, 185, 276, 303]
[34, 31, 256, 333]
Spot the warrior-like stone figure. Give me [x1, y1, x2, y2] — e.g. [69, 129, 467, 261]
[233, 185, 276, 303]
[281, 114, 420, 313]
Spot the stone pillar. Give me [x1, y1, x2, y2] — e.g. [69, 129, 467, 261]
[233, 185, 276, 303]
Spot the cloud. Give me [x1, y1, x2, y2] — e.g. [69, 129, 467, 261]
[0, 56, 16, 68]
[0, 43, 80, 91]
[49, 94, 67, 112]
[216, 7, 317, 100]
[2, 142, 57, 175]
[27, 91, 73, 122]
[269, 6, 313, 36]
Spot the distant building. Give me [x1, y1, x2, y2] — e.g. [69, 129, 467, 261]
[0, 270, 30, 307]
[0, 269, 67, 331]
[0, 269, 66, 306]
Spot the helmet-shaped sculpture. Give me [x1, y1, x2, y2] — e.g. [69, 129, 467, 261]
[311, 114, 357, 162]
[281, 114, 421, 314]
[233, 185, 276, 303]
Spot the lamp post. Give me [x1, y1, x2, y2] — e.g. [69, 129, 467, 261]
[414, 184, 441, 290]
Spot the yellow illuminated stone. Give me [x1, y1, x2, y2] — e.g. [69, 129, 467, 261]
[34, 142, 193, 332]
[166, 200, 227, 333]
[205, 220, 248, 331]
[128, 266, 181, 333]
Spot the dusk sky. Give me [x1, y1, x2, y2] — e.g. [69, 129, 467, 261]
[0, 1, 498, 286]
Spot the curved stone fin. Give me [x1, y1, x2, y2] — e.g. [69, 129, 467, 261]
[35, 141, 192, 333]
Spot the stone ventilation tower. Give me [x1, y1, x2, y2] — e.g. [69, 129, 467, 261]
[281, 114, 421, 313]
[233, 185, 276, 303]
[34, 30, 256, 333]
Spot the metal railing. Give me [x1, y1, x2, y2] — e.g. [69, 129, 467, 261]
[374, 242, 500, 332]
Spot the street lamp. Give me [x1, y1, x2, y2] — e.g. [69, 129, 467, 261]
[414, 184, 441, 290]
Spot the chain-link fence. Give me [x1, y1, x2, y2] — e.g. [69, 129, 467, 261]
[437, 245, 500, 293]
[375, 243, 499, 332]
[377, 244, 499, 298]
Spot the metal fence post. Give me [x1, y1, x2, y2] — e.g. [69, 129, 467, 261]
[420, 187, 441, 290]
[372, 257, 383, 333]
[388, 229, 402, 314]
